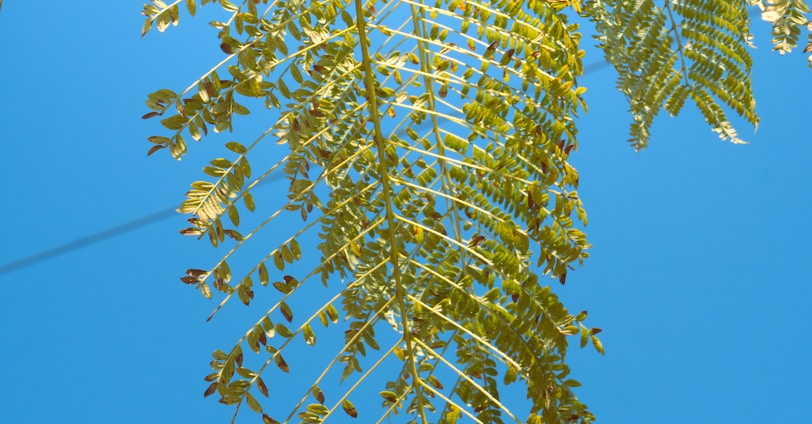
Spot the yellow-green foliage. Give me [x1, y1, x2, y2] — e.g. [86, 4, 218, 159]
[586, 0, 759, 148]
[141, 0, 805, 422]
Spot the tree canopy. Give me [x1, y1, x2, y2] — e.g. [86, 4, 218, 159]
[141, 0, 810, 422]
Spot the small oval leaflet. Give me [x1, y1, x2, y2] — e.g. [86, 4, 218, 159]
[274, 354, 289, 373]
[313, 385, 325, 404]
[342, 399, 358, 418]
[262, 414, 279, 424]
[303, 323, 316, 345]
[280, 301, 293, 323]
[245, 392, 263, 413]
[203, 382, 218, 398]
[256, 376, 269, 397]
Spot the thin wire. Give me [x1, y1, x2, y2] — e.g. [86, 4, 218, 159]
[0, 60, 613, 277]
[0, 171, 286, 277]
[0, 207, 177, 276]
[583, 60, 612, 74]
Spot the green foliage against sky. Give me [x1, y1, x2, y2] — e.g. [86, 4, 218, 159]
[141, 0, 809, 422]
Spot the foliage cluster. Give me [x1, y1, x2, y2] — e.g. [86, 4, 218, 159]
[141, 0, 810, 422]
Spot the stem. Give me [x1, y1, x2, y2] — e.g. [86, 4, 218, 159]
[354, 2, 430, 423]
[663, 0, 690, 83]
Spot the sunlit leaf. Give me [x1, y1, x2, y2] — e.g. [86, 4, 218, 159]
[256, 376, 269, 397]
[342, 399, 357, 418]
[245, 392, 263, 413]
[274, 354, 289, 373]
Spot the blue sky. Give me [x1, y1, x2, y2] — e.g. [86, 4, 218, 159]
[1, 2, 810, 423]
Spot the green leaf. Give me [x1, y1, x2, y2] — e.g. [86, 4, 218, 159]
[305, 403, 328, 417]
[161, 115, 185, 130]
[272, 281, 291, 294]
[274, 323, 292, 339]
[243, 191, 255, 212]
[289, 239, 301, 260]
[325, 304, 338, 323]
[591, 335, 605, 355]
[379, 391, 397, 403]
[318, 310, 329, 327]
[262, 414, 279, 424]
[245, 392, 263, 413]
[185, 0, 196, 16]
[312, 386, 325, 404]
[279, 301, 293, 323]
[236, 367, 256, 379]
[302, 324, 316, 345]
[580, 326, 589, 349]
[273, 251, 284, 270]
[227, 205, 239, 226]
[141, 18, 152, 37]
[225, 141, 247, 153]
[342, 399, 357, 418]
[281, 243, 293, 263]
[257, 263, 268, 286]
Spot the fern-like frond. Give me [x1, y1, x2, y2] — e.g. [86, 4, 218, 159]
[143, 0, 600, 422]
[752, 0, 812, 65]
[586, 0, 759, 149]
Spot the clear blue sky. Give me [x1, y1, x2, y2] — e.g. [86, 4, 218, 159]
[1, 2, 810, 423]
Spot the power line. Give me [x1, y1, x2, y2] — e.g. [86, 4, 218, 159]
[583, 60, 612, 74]
[0, 170, 285, 276]
[0, 170, 286, 276]
[0, 207, 178, 276]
